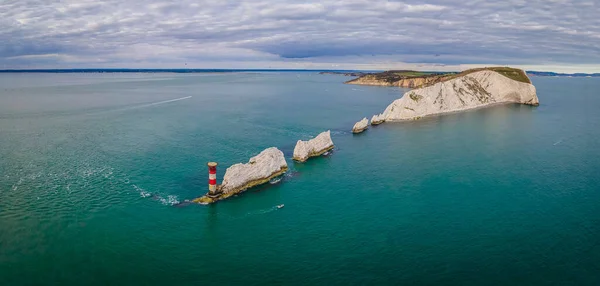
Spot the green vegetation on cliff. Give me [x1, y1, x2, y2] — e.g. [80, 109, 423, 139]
[349, 70, 451, 84]
[432, 67, 531, 85]
[344, 67, 531, 88]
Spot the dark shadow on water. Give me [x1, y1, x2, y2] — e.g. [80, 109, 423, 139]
[279, 143, 296, 158]
[351, 130, 368, 136]
[329, 127, 351, 136]
[244, 169, 300, 195]
[172, 200, 193, 208]
[179, 170, 208, 201]
[291, 149, 335, 167]
[377, 103, 538, 130]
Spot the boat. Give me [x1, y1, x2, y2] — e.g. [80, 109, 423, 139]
[277, 204, 284, 209]
[269, 177, 282, 184]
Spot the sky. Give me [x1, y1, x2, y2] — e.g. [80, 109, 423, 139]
[1, 0, 599, 72]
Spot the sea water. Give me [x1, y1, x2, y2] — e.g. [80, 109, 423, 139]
[1, 72, 599, 285]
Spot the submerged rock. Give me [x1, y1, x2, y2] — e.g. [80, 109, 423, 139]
[293, 130, 334, 162]
[352, 118, 369, 133]
[193, 147, 288, 204]
[371, 114, 385, 125]
[380, 68, 539, 121]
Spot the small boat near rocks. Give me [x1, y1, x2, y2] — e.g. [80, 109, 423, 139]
[269, 177, 282, 184]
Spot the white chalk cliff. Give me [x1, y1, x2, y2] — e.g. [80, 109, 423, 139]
[352, 118, 369, 133]
[381, 69, 539, 121]
[371, 114, 385, 125]
[293, 130, 334, 162]
[220, 147, 288, 194]
[194, 147, 287, 204]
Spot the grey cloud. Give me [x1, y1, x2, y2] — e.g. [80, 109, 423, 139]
[0, 0, 598, 68]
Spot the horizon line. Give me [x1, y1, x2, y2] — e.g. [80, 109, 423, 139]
[0, 68, 598, 76]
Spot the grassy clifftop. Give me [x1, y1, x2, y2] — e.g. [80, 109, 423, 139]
[348, 70, 450, 84]
[439, 67, 531, 84]
[344, 70, 452, 87]
[344, 67, 531, 88]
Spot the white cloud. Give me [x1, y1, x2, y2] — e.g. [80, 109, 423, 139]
[0, 0, 598, 71]
[402, 4, 446, 12]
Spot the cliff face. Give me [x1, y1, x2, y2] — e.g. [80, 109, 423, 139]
[381, 69, 539, 121]
[293, 131, 334, 162]
[220, 147, 288, 194]
[345, 71, 450, 88]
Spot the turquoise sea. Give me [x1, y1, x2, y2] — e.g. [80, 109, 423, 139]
[1, 72, 599, 285]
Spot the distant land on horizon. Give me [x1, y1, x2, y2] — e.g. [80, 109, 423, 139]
[0, 68, 599, 77]
[525, 71, 600, 77]
[0, 68, 370, 74]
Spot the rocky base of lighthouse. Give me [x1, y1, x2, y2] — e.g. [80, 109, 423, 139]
[193, 167, 288, 204]
[193, 147, 288, 205]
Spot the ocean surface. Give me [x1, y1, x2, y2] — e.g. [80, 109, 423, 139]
[1, 72, 599, 285]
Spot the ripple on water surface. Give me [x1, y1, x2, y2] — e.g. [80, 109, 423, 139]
[1, 74, 600, 285]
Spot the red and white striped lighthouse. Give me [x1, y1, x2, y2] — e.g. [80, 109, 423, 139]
[208, 162, 218, 196]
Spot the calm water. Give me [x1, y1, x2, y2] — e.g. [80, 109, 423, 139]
[1, 72, 599, 285]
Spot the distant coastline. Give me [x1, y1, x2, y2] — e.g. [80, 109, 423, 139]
[321, 70, 600, 78]
[525, 71, 600, 77]
[0, 69, 598, 77]
[0, 68, 372, 74]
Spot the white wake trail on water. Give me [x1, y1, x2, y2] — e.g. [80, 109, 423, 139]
[330, 130, 350, 136]
[85, 96, 192, 116]
[117, 96, 192, 112]
[248, 206, 279, 215]
[221, 206, 281, 220]
[133, 184, 180, 206]
[136, 96, 192, 108]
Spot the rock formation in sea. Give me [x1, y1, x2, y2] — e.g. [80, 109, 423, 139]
[292, 130, 335, 162]
[352, 118, 369, 133]
[370, 114, 385, 125]
[345, 70, 452, 88]
[379, 67, 539, 121]
[193, 147, 288, 204]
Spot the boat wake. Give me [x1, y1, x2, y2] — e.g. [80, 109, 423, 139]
[330, 130, 350, 136]
[243, 205, 284, 216]
[115, 96, 192, 113]
[269, 177, 282, 184]
[136, 96, 192, 108]
[283, 170, 300, 180]
[85, 96, 193, 117]
[133, 184, 180, 206]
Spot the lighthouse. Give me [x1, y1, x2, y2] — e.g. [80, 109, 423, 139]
[208, 162, 218, 196]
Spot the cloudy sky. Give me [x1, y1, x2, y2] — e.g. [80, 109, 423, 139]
[1, 0, 599, 72]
